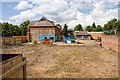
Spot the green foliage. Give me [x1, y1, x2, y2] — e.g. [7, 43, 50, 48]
[2, 20, 30, 37]
[17, 42, 23, 46]
[116, 20, 120, 31]
[61, 24, 68, 36]
[103, 24, 110, 30]
[100, 43, 102, 46]
[103, 18, 120, 31]
[52, 53, 59, 59]
[56, 24, 61, 26]
[95, 25, 103, 31]
[74, 24, 84, 31]
[13, 42, 17, 45]
[91, 22, 96, 31]
[85, 25, 92, 32]
[19, 20, 30, 36]
[10, 42, 23, 46]
[34, 41, 37, 44]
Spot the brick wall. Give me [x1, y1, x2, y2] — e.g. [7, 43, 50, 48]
[119, 36, 120, 53]
[88, 32, 103, 40]
[102, 35, 119, 52]
[29, 27, 61, 42]
[30, 28, 55, 42]
[55, 27, 61, 41]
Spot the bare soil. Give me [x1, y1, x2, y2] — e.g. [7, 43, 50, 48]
[2, 44, 118, 78]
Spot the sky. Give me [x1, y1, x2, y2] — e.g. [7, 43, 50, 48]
[0, 0, 119, 29]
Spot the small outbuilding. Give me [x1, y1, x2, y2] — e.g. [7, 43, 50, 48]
[74, 31, 91, 40]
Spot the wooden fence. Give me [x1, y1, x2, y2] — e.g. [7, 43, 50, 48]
[0, 54, 27, 79]
[1, 36, 27, 46]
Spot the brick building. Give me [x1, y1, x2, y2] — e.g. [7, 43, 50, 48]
[88, 32, 103, 40]
[74, 31, 91, 40]
[27, 17, 61, 42]
[102, 34, 120, 52]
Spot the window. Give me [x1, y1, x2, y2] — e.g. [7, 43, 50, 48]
[45, 37, 47, 39]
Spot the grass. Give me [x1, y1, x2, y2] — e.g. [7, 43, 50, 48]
[52, 53, 60, 59]
[45, 66, 60, 75]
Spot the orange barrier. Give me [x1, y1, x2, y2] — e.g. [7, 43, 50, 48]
[13, 36, 27, 38]
[41, 39, 53, 45]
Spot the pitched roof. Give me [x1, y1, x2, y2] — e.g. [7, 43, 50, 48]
[75, 31, 91, 36]
[28, 17, 55, 27]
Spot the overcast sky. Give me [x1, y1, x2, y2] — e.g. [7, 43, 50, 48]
[0, 0, 119, 29]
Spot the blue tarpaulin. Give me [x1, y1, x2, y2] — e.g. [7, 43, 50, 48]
[39, 35, 56, 42]
[64, 36, 75, 43]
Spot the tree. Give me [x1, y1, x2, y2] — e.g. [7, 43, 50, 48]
[103, 24, 110, 30]
[85, 25, 92, 32]
[116, 20, 120, 31]
[2, 22, 10, 36]
[19, 20, 30, 36]
[2, 22, 20, 37]
[91, 22, 96, 31]
[56, 24, 61, 26]
[74, 24, 84, 31]
[95, 25, 103, 31]
[103, 18, 118, 31]
[0, 22, 2, 37]
[61, 24, 68, 36]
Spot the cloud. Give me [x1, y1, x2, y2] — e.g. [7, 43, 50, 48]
[0, 20, 3, 23]
[67, 1, 118, 29]
[10, 0, 118, 29]
[10, 10, 35, 23]
[69, 1, 94, 10]
[10, 0, 69, 23]
[14, 1, 33, 10]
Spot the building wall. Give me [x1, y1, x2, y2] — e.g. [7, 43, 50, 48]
[55, 27, 61, 41]
[29, 27, 55, 42]
[88, 32, 103, 40]
[102, 35, 119, 52]
[76, 35, 91, 40]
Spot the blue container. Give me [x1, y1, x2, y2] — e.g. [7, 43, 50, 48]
[64, 36, 75, 43]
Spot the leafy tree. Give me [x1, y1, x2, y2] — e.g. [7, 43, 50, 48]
[85, 25, 92, 32]
[74, 24, 84, 31]
[95, 25, 103, 31]
[103, 24, 110, 30]
[92, 22, 96, 28]
[91, 22, 96, 31]
[0, 22, 2, 37]
[2, 22, 10, 36]
[61, 24, 68, 36]
[116, 20, 120, 31]
[103, 18, 120, 31]
[2, 20, 30, 37]
[19, 20, 30, 36]
[56, 24, 61, 26]
[2, 22, 20, 37]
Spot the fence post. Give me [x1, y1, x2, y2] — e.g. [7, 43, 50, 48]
[23, 57, 27, 80]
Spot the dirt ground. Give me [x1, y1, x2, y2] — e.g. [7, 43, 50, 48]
[2, 43, 118, 78]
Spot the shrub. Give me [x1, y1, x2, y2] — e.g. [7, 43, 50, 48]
[34, 41, 37, 44]
[100, 43, 102, 46]
[5, 43, 9, 46]
[13, 42, 16, 45]
[17, 42, 22, 46]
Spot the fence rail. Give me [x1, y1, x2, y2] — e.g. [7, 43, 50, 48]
[0, 36, 27, 46]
